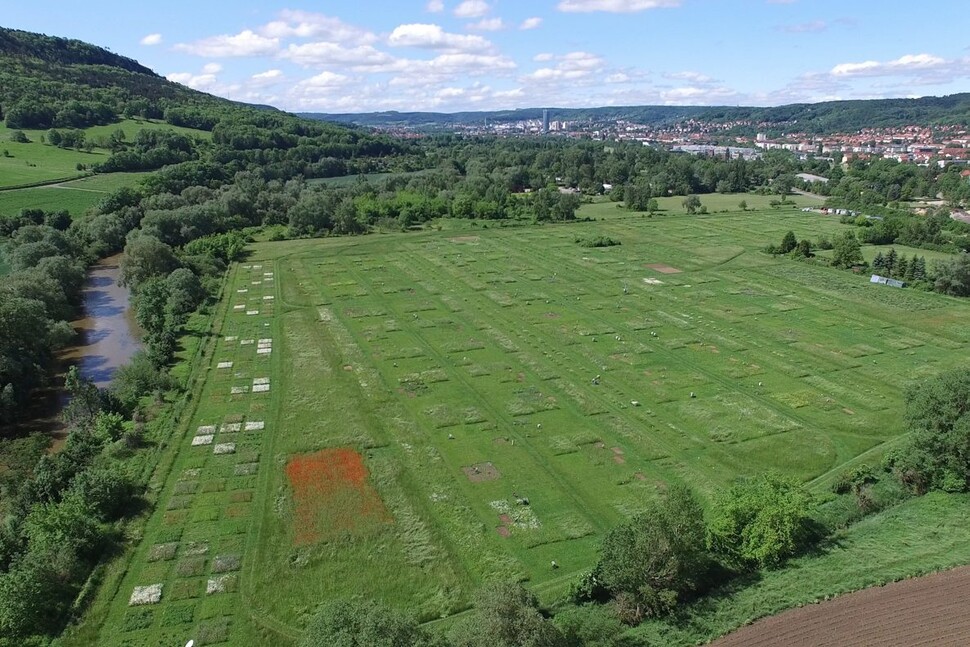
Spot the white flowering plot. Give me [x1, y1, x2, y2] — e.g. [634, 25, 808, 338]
[213, 443, 236, 455]
[246, 310, 259, 316]
[191, 435, 214, 446]
[221, 422, 241, 433]
[129, 584, 162, 606]
[230, 386, 248, 395]
[244, 420, 264, 431]
[252, 377, 270, 393]
[217, 361, 233, 369]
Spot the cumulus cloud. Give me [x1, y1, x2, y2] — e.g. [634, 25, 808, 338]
[524, 51, 606, 82]
[202, 62, 222, 74]
[166, 71, 219, 91]
[829, 53, 967, 84]
[140, 33, 162, 46]
[282, 42, 399, 72]
[468, 17, 504, 31]
[175, 30, 279, 57]
[520, 17, 543, 30]
[251, 69, 284, 83]
[388, 23, 492, 52]
[557, 0, 681, 13]
[427, 0, 444, 11]
[260, 10, 376, 44]
[454, 0, 490, 18]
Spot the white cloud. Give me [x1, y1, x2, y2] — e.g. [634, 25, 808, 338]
[520, 17, 543, 30]
[175, 30, 279, 57]
[202, 62, 223, 74]
[388, 23, 492, 52]
[282, 42, 398, 72]
[427, 0, 445, 11]
[454, 0, 490, 18]
[468, 17, 504, 31]
[664, 71, 714, 84]
[524, 51, 605, 82]
[166, 71, 219, 91]
[140, 33, 162, 46]
[557, 0, 681, 13]
[533, 52, 554, 62]
[251, 69, 284, 84]
[260, 10, 376, 44]
[830, 53, 959, 80]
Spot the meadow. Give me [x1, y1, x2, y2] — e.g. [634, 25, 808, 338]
[0, 119, 209, 189]
[83, 200, 970, 645]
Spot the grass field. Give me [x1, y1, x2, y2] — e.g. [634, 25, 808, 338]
[0, 119, 208, 189]
[0, 172, 152, 219]
[82, 203, 970, 645]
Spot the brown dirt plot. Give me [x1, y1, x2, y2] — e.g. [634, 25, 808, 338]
[712, 566, 970, 647]
[645, 263, 683, 274]
[463, 462, 501, 482]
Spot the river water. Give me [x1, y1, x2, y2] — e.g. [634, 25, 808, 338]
[61, 254, 142, 388]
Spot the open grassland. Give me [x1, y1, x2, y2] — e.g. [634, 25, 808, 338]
[0, 172, 151, 218]
[87, 205, 970, 645]
[0, 119, 208, 189]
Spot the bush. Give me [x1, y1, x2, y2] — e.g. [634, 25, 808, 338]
[708, 473, 817, 570]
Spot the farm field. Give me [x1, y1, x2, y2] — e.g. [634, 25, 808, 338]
[0, 172, 150, 218]
[88, 206, 970, 645]
[710, 515, 970, 646]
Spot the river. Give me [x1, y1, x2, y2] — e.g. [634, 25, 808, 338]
[17, 254, 142, 450]
[61, 254, 142, 388]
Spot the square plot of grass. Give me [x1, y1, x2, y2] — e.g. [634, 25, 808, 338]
[176, 556, 208, 577]
[190, 506, 221, 523]
[174, 481, 199, 495]
[211, 554, 241, 573]
[169, 578, 204, 601]
[206, 574, 237, 595]
[122, 607, 155, 632]
[147, 542, 179, 562]
[161, 601, 196, 628]
[129, 583, 163, 606]
[194, 616, 232, 645]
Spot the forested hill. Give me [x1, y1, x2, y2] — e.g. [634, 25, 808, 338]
[305, 93, 970, 134]
[697, 93, 970, 134]
[0, 27, 156, 74]
[0, 25, 251, 129]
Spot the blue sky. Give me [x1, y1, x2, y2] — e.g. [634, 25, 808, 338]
[5, 1, 970, 113]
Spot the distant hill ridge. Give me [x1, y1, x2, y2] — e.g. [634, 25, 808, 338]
[303, 93, 970, 134]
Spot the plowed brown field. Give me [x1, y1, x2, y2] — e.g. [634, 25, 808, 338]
[713, 566, 970, 647]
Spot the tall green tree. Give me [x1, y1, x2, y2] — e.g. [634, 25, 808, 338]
[300, 599, 444, 647]
[596, 484, 709, 621]
[830, 231, 864, 269]
[449, 582, 565, 647]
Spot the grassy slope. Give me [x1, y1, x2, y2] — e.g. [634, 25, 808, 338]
[0, 119, 209, 190]
[631, 492, 970, 645]
[82, 198, 970, 645]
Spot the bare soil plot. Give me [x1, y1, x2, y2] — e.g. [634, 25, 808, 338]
[713, 566, 970, 647]
[462, 461, 500, 482]
[645, 263, 683, 274]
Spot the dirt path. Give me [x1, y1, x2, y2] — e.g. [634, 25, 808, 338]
[713, 566, 970, 647]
